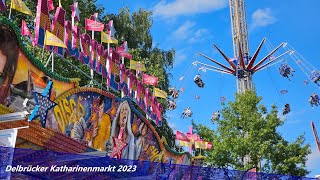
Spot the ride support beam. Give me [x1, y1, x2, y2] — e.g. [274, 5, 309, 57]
[246, 38, 266, 70]
[238, 43, 246, 69]
[198, 53, 236, 73]
[311, 121, 320, 152]
[213, 44, 237, 70]
[254, 50, 291, 72]
[252, 42, 284, 71]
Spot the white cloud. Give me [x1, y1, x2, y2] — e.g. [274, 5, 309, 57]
[172, 20, 196, 40]
[174, 49, 188, 66]
[250, 8, 277, 29]
[189, 28, 210, 43]
[171, 20, 212, 44]
[153, 0, 228, 18]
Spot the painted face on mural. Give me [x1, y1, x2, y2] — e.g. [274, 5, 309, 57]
[141, 123, 148, 136]
[98, 100, 105, 119]
[0, 49, 6, 74]
[0, 26, 18, 76]
[0, 25, 19, 104]
[119, 104, 128, 128]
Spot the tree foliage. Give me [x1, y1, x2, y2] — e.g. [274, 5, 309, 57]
[193, 91, 311, 176]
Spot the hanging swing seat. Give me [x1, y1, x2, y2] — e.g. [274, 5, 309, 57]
[211, 112, 220, 123]
[310, 70, 320, 85]
[169, 87, 180, 99]
[310, 93, 320, 107]
[181, 108, 193, 118]
[167, 100, 176, 110]
[194, 75, 204, 88]
[279, 64, 294, 78]
[282, 104, 291, 116]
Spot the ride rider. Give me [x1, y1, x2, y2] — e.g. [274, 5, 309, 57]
[279, 64, 294, 81]
[168, 100, 176, 110]
[309, 94, 319, 107]
[310, 70, 320, 86]
[194, 74, 204, 88]
[181, 107, 192, 118]
[282, 103, 290, 115]
[211, 111, 220, 123]
[169, 87, 180, 99]
[312, 93, 319, 106]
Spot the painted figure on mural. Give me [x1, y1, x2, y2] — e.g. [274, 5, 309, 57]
[0, 25, 19, 106]
[70, 96, 87, 142]
[0, 25, 61, 130]
[87, 95, 111, 150]
[135, 122, 150, 160]
[109, 100, 134, 159]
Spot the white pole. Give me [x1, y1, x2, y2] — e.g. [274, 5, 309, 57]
[44, 52, 52, 67]
[8, 1, 12, 19]
[100, 39, 103, 89]
[106, 43, 110, 91]
[90, 31, 94, 87]
[135, 69, 139, 98]
[121, 56, 125, 98]
[51, 52, 54, 72]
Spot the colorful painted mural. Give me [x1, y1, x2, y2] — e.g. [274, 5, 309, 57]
[53, 88, 189, 164]
[0, 17, 190, 165]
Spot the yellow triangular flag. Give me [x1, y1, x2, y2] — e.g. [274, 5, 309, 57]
[101, 31, 118, 44]
[195, 141, 208, 149]
[44, 30, 67, 48]
[11, 0, 32, 16]
[179, 140, 192, 147]
[129, 60, 146, 71]
[154, 88, 167, 99]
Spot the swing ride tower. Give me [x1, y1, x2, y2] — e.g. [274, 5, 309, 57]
[195, 0, 291, 167]
[197, 0, 289, 94]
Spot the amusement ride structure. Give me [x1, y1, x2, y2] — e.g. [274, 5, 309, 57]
[170, 0, 320, 166]
[196, 0, 290, 93]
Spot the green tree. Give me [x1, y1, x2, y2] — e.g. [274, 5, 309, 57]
[192, 91, 311, 176]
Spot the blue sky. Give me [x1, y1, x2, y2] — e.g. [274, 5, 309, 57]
[98, 0, 320, 177]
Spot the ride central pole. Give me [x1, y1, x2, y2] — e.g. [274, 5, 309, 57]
[230, 0, 253, 93]
[229, 0, 253, 166]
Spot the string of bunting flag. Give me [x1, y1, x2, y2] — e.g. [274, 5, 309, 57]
[175, 127, 212, 151]
[4, 0, 170, 126]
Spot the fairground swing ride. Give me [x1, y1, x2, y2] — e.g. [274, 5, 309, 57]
[171, 0, 320, 164]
